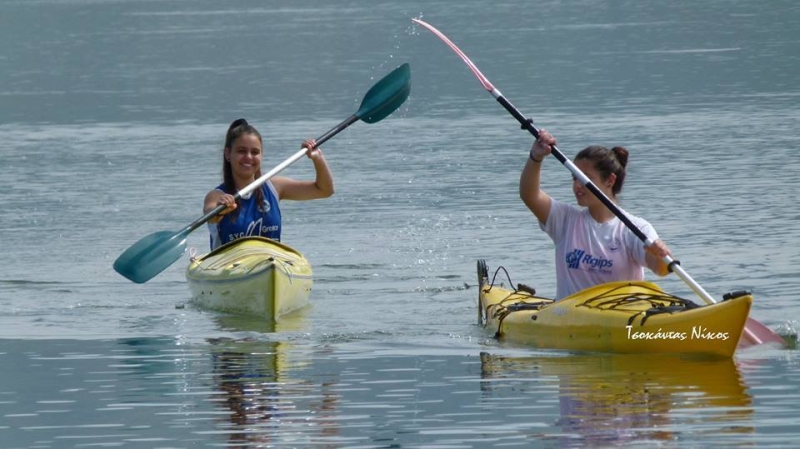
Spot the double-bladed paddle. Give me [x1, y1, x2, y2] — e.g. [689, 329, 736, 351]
[413, 18, 785, 348]
[114, 63, 411, 284]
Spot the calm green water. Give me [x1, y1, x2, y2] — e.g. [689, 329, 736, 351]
[2, 0, 800, 447]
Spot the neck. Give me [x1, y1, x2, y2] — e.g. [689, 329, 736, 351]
[233, 173, 256, 191]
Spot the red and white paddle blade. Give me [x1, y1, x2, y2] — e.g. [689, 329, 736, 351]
[412, 18, 496, 92]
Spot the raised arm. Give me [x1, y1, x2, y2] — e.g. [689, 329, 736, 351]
[273, 139, 335, 201]
[520, 130, 557, 223]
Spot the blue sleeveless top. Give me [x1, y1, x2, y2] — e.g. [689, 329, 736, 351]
[208, 181, 281, 249]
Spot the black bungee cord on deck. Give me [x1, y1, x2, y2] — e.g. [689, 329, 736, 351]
[575, 283, 701, 326]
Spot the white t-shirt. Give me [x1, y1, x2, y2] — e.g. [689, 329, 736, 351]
[540, 198, 659, 299]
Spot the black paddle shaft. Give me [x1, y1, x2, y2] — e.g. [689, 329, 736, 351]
[316, 115, 359, 147]
[494, 95, 650, 243]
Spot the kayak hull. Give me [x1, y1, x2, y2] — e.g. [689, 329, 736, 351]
[186, 237, 312, 320]
[477, 260, 751, 358]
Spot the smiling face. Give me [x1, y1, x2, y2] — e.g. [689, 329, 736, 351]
[225, 133, 262, 180]
[572, 159, 616, 207]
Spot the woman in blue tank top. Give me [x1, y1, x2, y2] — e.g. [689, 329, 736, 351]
[204, 118, 335, 250]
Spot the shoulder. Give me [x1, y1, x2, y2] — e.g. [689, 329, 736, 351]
[618, 210, 659, 241]
[270, 175, 292, 189]
[551, 197, 581, 218]
[542, 198, 581, 235]
[205, 186, 226, 200]
[623, 211, 655, 230]
[261, 180, 279, 196]
[269, 176, 291, 198]
[207, 183, 226, 194]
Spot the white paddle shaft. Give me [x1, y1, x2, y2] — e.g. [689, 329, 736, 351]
[237, 147, 309, 198]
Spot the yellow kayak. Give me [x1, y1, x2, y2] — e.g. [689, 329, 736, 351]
[477, 260, 751, 358]
[186, 237, 312, 320]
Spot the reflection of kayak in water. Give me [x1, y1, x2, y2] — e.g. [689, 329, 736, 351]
[477, 260, 750, 358]
[212, 306, 309, 334]
[479, 352, 751, 407]
[206, 338, 337, 446]
[479, 352, 753, 445]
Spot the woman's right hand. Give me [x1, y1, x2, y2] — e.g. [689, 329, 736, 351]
[530, 129, 556, 161]
[217, 193, 237, 215]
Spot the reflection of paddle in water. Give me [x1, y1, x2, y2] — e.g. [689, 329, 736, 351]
[479, 352, 753, 445]
[207, 338, 339, 446]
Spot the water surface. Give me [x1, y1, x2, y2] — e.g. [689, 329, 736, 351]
[1, 0, 799, 446]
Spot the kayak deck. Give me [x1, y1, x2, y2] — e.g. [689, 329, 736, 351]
[186, 237, 312, 319]
[477, 260, 751, 358]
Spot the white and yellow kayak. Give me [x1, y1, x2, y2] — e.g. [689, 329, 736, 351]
[186, 237, 312, 320]
[477, 260, 751, 358]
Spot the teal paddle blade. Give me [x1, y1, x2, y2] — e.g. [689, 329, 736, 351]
[113, 230, 188, 283]
[356, 63, 411, 124]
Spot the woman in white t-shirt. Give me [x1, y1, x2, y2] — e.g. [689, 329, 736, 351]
[520, 130, 672, 299]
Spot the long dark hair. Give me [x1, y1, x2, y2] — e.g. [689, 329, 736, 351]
[222, 118, 264, 220]
[575, 145, 629, 196]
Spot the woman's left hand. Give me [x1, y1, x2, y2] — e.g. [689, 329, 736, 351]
[646, 239, 672, 259]
[302, 139, 321, 160]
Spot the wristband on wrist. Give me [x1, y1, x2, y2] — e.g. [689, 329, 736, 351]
[529, 152, 543, 163]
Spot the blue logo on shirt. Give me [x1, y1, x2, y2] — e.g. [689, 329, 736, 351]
[566, 248, 614, 271]
[566, 249, 585, 269]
